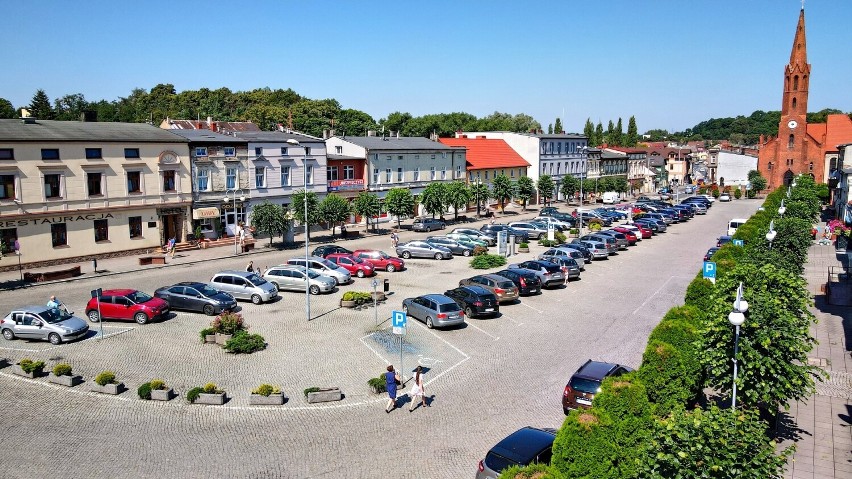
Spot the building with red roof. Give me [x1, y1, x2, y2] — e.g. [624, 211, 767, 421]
[438, 136, 530, 185]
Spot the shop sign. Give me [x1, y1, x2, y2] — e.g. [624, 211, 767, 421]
[328, 179, 365, 192]
[1, 213, 115, 228]
[192, 207, 221, 219]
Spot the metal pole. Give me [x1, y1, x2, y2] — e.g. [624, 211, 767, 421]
[399, 335, 404, 385]
[373, 279, 378, 327]
[18, 252, 23, 282]
[97, 296, 104, 340]
[233, 196, 238, 255]
[731, 324, 740, 409]
[304, 149, 310, 321]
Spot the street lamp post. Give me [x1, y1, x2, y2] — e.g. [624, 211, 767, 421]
[766, 219, 777, 249]
[475, 176, 481, 217]
[727, 282, 748, 409]
[287, 138, 311, 321]
[223, 189, 247, 255]
[578, 146, 588, 236]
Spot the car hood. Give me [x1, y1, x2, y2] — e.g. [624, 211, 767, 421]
[144, 298, 169, 309]
[57, 315, 89, 330]
[209, 292, 235, 303]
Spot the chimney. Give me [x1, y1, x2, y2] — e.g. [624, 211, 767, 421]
[461, 135, 468, 139]
[79, 110, 97, 122]
[196, 122, 203, 130]
[323, 129, 330, 139]
[20, 108, 31, 118]
[211, 122, 218, 132]
[476, 136, 486, 139]
[396, 131, 400, 139]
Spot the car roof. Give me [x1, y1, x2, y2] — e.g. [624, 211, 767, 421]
[101, 288, 137, 295]
[11, 305, 52, 313]
[175, 282, 209, 288]
[420, 294, 455, 304]
[289, 256, 331, 263]
[326, 253, 355, 258]
[575, 360, 627, 380]
[452, 285, 492, 296]
[501, 268, 538, 276]
[489, 427, 557, 464]
[213, 270, 255, 277]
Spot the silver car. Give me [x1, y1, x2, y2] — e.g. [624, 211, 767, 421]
[1, 306, 89, 345]
[425, 236, 475, 256]
[595, 230, 629, 250]
[263, 265, 336, 295]
[580, 234, 618, 254]
[538, 247, 585, 271]
[210, 270, 278, 304]
[401, 294, 465, 329]
[538, 255, 581, 280]
[508, 221, 549, 239]
[450, 228, 497, 246]
[396, 240, 453, 260]
[577, 240, 610, 260]
[286, 256, 352, 285]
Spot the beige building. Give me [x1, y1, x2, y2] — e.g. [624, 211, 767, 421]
[0, 118, 191, 267]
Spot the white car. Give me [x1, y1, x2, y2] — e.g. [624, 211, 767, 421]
[699, 194, 716, 203]
[719, 193, 731, 202]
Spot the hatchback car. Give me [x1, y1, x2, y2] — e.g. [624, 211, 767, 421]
[717, 235, 733, 247]
[476, 427, 557, 479]
[580, 234, 617, 254]
[425, 236, 475, 256]
[445, 232, 488, 248]
[412, 217, 446, 232]
[619, 223, 652, 239]
[311, 245, 353, 258]
[562, 360, 634, 414]
[1, 306, 89, 345]
[508, 221, 548, 239]
[286, 256, 352, 285]
[451, 228, 497, 246]
[443, 286, 499, 318]
[704, 247, 721, 262]
[396, 240, 453, 260]
[538, 247, 586, 270]
[479, 224, 530, 243]
[493, 268, 542, 296]
[85, 289, 169, 324]
[509, 260, 566, 288]
[719, 192, 732, 202]
[210, 271, 278, 304]
[351, 250, 405, 272]
[611, 227, 639, 244]
[401, 294, 465, 329]
[459, 274, 520, 304]
[154, 282, 237, 315]
[577, 240, 610, 260]
[263, 265, 336, 295]
[595, 230, 629, 250]
[538, 255, 581, 281]
[325, 253, 376, 278]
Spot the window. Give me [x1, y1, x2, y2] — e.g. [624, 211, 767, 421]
[281, 166, 291, 186]
[327, 166, 339, 182]
[127, 171, 141, 193]
[457, 165, 462, 178]
[415, 155, 420, 160]
[124, 148, 140, 159]
[0, 148, 13, 160]
[254, 147, 262, 157]
[163, 170, 176, 191]
[255, 167, 266, 188]
[385, 168, 392, 183]
[129, 216, 142, 239]
[557, 143, 562, 154]
[85, 148, 102, 159]
[0, 175, 15, 199]
[51, 223, 67, 247]
[343, 165, 354, 180]
[304, 147, 311, 156]
[195, 147, 208, 157]
[44, 174, 61, 198]
[41, 149, 60, 160]
[441, 167, 446, 180]
[414, 167, 420, 181]
[94, 219, 109, 242]
[306, 166, 314, 185]
[398, 155, 403, 161]
[226, 167, 237, 189]
[768, 162, 773, 171]
[197, 168, 210, 191]
[0, 228, 17, 254]
[224, 147, 236, 157]
[280, 147, 288, 156]
[397, 167, 403, 182]
[335, 146, 343, 154]
[484, 171, 489, 180]
[386, 155, 392, 161]
[788, 134, 794, 149]
[430, 167, 436, 180]
[556, 163, 561, 175]
[87, 172, 102, 196]
[431, 155, 436, 160]
[793, 75, 799, 90]
[510, 169, 515, 177]
[373, 168, 380, 184]
[792, 97, 797, 110]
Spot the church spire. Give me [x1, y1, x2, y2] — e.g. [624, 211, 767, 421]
[789, 7, 807, 67]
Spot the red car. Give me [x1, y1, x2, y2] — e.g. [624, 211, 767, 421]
[325, 253, 376, 278]
[352, 249, 405, 272]
[611, 227, 639, 245]
[624, 224, 652, 239]
[85, 289, 169, 324]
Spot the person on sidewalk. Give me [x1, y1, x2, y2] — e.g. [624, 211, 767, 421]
[390, 232, 399, 248]
[246, 261, 254, 272]
[167, 237, 177, 258]
[385, 365, 401, 413]
[408, 366, 427, 412]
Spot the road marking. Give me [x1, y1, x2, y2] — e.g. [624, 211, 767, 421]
[499, 314, 522, 326]
[463, 320, 499, 341]
[519, 302, 543, 314]
[358, 332, 390, 363]
[631, 275, 691, 315]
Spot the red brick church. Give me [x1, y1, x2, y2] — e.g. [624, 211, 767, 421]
[758, 7, 852, 189]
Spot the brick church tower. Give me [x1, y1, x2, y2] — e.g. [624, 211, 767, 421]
[758, 7, 823, 189]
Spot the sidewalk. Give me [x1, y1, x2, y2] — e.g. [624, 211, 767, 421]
[781, 242, 852, 478]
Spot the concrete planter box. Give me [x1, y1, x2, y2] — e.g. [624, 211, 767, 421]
[151, 388, 174, 401]
[306, 387, 342, 404]
[371, 292, 386, 302]
[48, 374, 79, 387]
[195, 392, 226, 405]
[518, 247, 530, 253]
[215, 333, 233, 345]
[340, 300, 357, 308]
[203, 334, 217, 344]
[90, 383, 123, 395]
[12, 365, 41, 378]
[249, 393, 285, 405]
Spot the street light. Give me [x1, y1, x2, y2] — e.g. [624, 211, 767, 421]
[778, 199, 786, 217]
[475, 175, 481, 217]
[223, 189, 247, 255]
[578, 146, 588, 236]
[765, 219, 777, 249]
[727, 282, 748, 409]
[286, 138, 311, 321]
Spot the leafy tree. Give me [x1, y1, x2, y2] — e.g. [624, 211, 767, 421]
[28, 89, 54, 119]
[0, 98, 17, 118]
[379, 111, 412, 135]
[614, 118, 624, 146]
[291, 190, 319, 241]
[444, 181, 472, 221]
[537, 175, 555, 205]
[491, 174, 515, 213]
[583, 118, 595, 146]
[643, 129, 669, 142]
[625, 116, 638, 146]
[613, 176, 629, 195]
[747, 169, 768, 193]
[595, 122, 604, 147]
[352, 192, 382, 232]
[554, 117, 562, 134]
[336, 108, 378, 136]
[384, 188, 416, 228]
[317, 193, 351, 239]
[560, 175, 580, 201]
[53, 93, 89, 121]
[249, 200, 289, 246]
[605, 120, 615, 146]
[547, 123, 553, 134]
[419, 182, 448, 218]
[515, 176, 535, 210]
[552, 409, 617, 477]
[470, 181, 491, 215]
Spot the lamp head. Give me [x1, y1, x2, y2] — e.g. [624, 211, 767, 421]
[765, 230, 777, 242]
[778, 206, 786, 216]
[239, 195, 246, 202]
[223, 196, 229, 202]
[728, 310, 746, 326]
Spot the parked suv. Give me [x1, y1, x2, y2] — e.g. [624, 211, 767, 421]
[311, 245, 353, 258]
[412, 217, 446, 232]
[538, 247, 586, 270]
[595, 230, 629, 250]
[401, 294, 465, 329]
[352, 250, 405, 272]
[459, 274, 520, 304]
[509, 260, 565, 288]
[479, 224, 530, 243]
[85, 289, 169, 324]
[580, 234, 618, 254]
[451, 228, 496, 246]
[443, 286, 499, 318]
[476, 427, 557, 479]
[286, 256, 352, 284]
[508, 221, 548, 239]
[2, 306, 89, 344]
[562, 360, 633, 414]
[154, 282, 237, 315]
[263, 265, 336, 295]
[210, 271, 278, 304]
[493, 268, 542, 296]
[325, 253, 376, 278]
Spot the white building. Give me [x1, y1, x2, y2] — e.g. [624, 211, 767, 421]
[717, 150, 758, 187]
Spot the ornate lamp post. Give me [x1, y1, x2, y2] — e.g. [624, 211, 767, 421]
[286, 138, 311, 321]
[727, 282, 748, 409]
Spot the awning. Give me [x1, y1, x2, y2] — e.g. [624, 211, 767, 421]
[193, 207, 220, 219]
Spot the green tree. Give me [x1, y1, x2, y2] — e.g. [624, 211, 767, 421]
[537, 175, 555, 205]
[595, 122, 604, 147]
[560, 175, 580, 201]
[419, 183, 448, 218]
[384, 188, 416, 228]
[605, 120, 615, 146]
[28, 89, 54, 119]
[249, 200, 289, 246]
[583, 118, 595, 146]
[614, 118, 624, 146]
[547, 123, 553, 134]
[317, 194, 351, 239]
[613, 176, 628, 195]
[471, 181, 492, 215]
[380, 111, 412, 135]
[625, 116, 638, 146]
[291, 190, 319, 241]
[554, 117, 563, 134]
[491, 174, 515, 213]
[747, 169, 768, 193]
[445, 181, 472, 221]
[515, 176, 535, 210]
[0, 98, 17, 118]
[53, 93, 89, 121]
[352, 192, 382, 232]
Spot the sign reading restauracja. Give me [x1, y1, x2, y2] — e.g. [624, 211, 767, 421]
[2, 213, 115, 227]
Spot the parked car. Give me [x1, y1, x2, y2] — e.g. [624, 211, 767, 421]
[286, 256, 352, 285]
[580, 212, 611, 226]
[684, 185, 696, 194]
[85, 289, 170, 324]
[154, 282, 237, 315]
[594, 230, 629, 250]
[412, 217, 446, 232]
[539, 207, 562, 216]
[459, 274, 520, 304]
[443, 286, 499, 318]
[698, 194, 716, 203]
[533, 216, 575, 230]
[580, 234, 617, 254]
[566, 240, 594, 262]
[401, 294, 465, 329]
[717, 235, 733, 247]
[562, 360, 633, 414]
[311, 245, 353, 258]
[508, 260, 565, 288]
[634, 217, 667, 232]
[508, 221, 548, 239]
[445, 232, 488, 248]
[538, 247, 586, 270]
[479, 224, 530, 243]
[619, 223, 652, 239]
[263, 265, 336, 295]
[209, 271, 278, 304]
[538, 255, 581, 280]
[1, 306, 89, 344]
[704, 247, 721, 262]
[529, 219, 565, 233]
[476, 427, 557, 479]
[576, 240, 610, 260]
[451, 228, 497, 246]
[493, 268, 542, 296]
[352, 250, 405, 272]
[396, 240, 453, 260]
[425, 236, 475, 257]
[611, 227, 639, 244]
[325, 253, 376, 278]
[719, 192, 732, 202]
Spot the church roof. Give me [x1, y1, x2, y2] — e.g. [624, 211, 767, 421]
[824, 114, 852, 151]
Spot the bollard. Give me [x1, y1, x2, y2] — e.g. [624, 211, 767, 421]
[92, 258, 98, 273]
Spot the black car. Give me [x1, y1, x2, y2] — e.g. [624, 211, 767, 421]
[312, 245, 353, 258]
[493, 268, 542, 296]
[476, 427, 557, 479]
[479, 224, 530, 243]
[539, 207, 562, 217]
[443, 285, 499, 318]
[562, 360, 633, 413]
[717, 235, 733, 247]
[566, 240, 593, 262]
[154, 282, 237, 316]
[704, 247, 720, 261]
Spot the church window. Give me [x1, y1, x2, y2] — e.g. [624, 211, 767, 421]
[768, 162, 773, 171]
[793, 76, 799, 90]
[809, 162, 813, 172]
[792, 97, 797, 110]
[788, 134, 794, 149]
[785, 75, 790, 90]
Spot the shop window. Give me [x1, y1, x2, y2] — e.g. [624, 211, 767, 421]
[94, 219, 109, 242]
[0, 228, 17, 254]
[44, 174, 61, 198]
[431, 167, 436, 180]
[51, 223, 67, 247]
[129, 216, 142, 239]
[441, 167, 446, 180]
[87, 172, 102, 196]
[385, 168, 392, 183]
[414, 168, 420, 181]
[163, 170, 176, 192]
[0, 175, 15, 199]
[127, 171, 141, 193]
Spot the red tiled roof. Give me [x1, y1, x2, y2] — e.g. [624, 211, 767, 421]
[807, 122, 827, 143]
[824, 114, 852, 151]
[438, 137, 530, 170]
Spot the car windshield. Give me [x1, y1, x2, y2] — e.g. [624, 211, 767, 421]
[439, 302, 461, 313]
[320, 259, 337, 269]
[304, 269, 321, 279]
[350, 256, 365, 264]
[497, 280, 516, 289]
[377, 252, 390, 259]
[127, 291, 153, 303]
[570, 377, 603, 394]
[484, 452, 520, 473]
[198, 285, 221, 297]
[40, 308, 71, 323]
[245, 274, 267, 285]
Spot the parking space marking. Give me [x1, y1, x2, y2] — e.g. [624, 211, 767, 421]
[518, 302, 543, 314]
[463, 321, 499, 341]
[358, 332, 391, 363]
[632, 276, 676, 315]
[499, 314, 522, 326]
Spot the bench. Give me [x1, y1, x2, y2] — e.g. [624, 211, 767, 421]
[138, 256, 167, 266]
[24, 265, 82, 282]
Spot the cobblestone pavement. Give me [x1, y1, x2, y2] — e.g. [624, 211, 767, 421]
[0, 201, 765, 478]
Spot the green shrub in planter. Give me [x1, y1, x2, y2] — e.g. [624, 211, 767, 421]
[211, 311, 245, 334]
[342, 291, 372, 304]
[149, 379, 166, 391]
[138, 382, 153, 400]
[303, 387, 320, 398]
[252, 384, 280, 396]
[186, 387, 204, 403]
[554, 230, 566, 243]
[569, 228, 579, 235]
[52, 363, 72, 377]
[224, 330, 266, 354]
[472, 246, 488, 256]
[94, 371, 117, 386]
[470, 254, 507, 269]
[499, 464, 563, 479]
[203, 382, 223, 394]
[538, 239, 558, 247]
[518, 242, 529, 248]
[552, 409, 616, 476]
[19, 359, 45, 375]
[684, 277, 715, 312]
[199, 327, 215, 342]
[368, 376, 387, 394]
[734, 188, 742, 199]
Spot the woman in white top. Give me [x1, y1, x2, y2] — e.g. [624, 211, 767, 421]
[408, 366, 427, 412]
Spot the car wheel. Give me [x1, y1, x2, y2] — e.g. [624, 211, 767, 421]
[441, 223, 446, 230]
[462, 249, 471, 257]
[386, 264, 396, 273]
[251, 294, 262, 305]
[134, 312, 149, 325]
[357, 270, 365, 278]
[309, 285, 320, 295]
[48, 333, 62, 345]
[402, 305, 409, 315]
[203, 304, 216, 316]
[426, 316, 434, 329]
[401, 251, 411, 259]
[537, 233, 544, 239]
[434, 252, 444, 260]
[87, 310, 101, 323]
[2, 328, 14, 340]
[465, 307, 474, 318]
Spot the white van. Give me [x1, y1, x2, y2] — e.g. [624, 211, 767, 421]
[602, 192, 619, 204]
[727, 218, 747, 236]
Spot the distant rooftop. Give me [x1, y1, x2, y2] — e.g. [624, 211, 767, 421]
[334, 136, 453, 150]
[0, 119, 188, 143]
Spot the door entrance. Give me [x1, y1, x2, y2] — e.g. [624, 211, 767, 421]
[161, 214, 183, 243]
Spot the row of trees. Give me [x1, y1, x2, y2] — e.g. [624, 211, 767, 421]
[670, 108, 850, 144]
[583, 116, 640, 147]
[510, 175, 824, 477]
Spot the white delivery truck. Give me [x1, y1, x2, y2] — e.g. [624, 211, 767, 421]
[602, 192, 619, 204]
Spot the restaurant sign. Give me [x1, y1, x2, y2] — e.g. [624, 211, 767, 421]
[328, 179, 365, 192]
[1, 213, 114, 228]
[192, 207, 221, 219]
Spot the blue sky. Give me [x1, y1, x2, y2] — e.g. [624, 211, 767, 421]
[2, 0, 850, 133]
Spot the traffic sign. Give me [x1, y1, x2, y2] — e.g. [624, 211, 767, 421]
[733, 239, 744, 247]
[392, 310, 407, 335]
[703, 261, 717, 283]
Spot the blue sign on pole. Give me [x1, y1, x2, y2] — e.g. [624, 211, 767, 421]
[703, 261, 717, 282]
[733, 239, 744, 247]
[392, 310, 407, 335]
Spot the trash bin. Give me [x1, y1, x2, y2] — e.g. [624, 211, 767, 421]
[383, 279, 390, 292]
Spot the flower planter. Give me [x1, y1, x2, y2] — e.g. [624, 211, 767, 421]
[151, 388, 174, 401]
[11, 365, 39, 379]
[370, 291, 386, 302]
[307, 387, 342, 404]
[215, 333, 233, 345]
[250, 393, 285, 405]
[340, 300, 357, 308]
[518, 247, 530, 253]
[90, 383, 124, 395]
[48, 374, 79, 387]
[204, 334, 217, 344]
[195, 392, 226, 405]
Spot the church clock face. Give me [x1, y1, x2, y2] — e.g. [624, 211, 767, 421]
[788, 120, 798, 129]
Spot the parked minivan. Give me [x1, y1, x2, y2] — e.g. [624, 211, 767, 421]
[728, 218, 748, 236]
[602, 191, 619, 204]
[210, 271, 278, 304]
[286, 256, 352, 285]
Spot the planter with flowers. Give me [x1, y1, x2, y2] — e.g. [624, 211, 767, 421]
[48, 362, 80, 387]
[250, 383, 286, 405]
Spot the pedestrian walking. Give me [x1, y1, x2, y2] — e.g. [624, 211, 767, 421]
[390, 232, 399, 248]
[245, 260, 254, 272]
[167, 237, 177, 258]
[408, 366, 427, 412]
[238, 224, 246, 252]
[385, 365, 401, 413]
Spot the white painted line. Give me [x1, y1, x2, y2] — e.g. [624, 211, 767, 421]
[463, 321, 499, 341]
[632, 275, 675, 315]
[358, 332, 391, 364]
[500, 314, 522, 326]
[519, 302, 543, 314]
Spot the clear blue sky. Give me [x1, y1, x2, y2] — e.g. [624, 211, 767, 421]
[3, 0, 850, 133]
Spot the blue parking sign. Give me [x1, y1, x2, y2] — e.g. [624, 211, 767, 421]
[733, 239, 744, 247]
[703, 261, 716, 280]
[392, 310, 407, 327]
